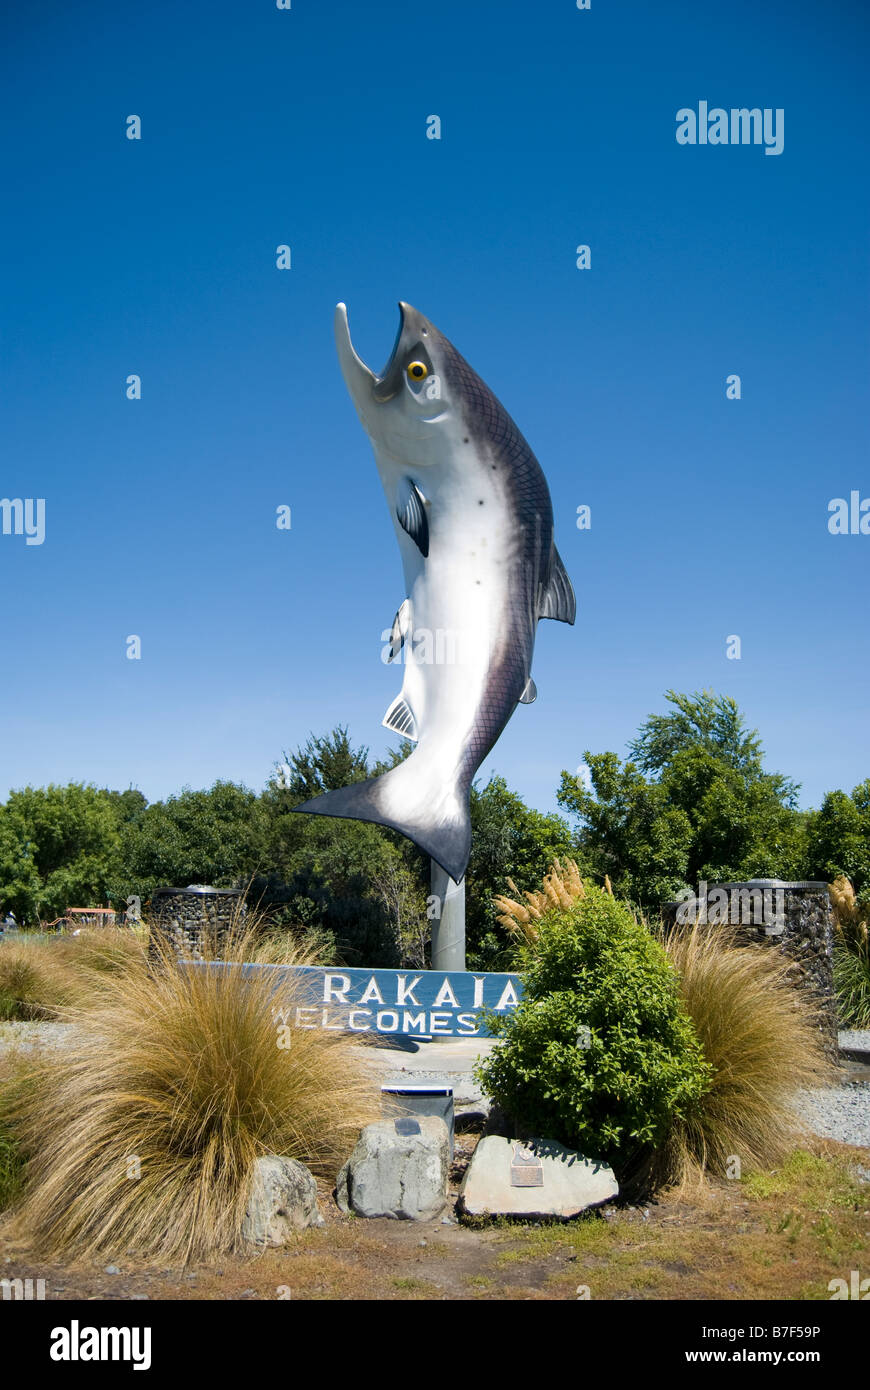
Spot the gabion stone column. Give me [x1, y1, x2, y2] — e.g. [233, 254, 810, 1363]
[663, 880, 837, 1054]
[149, 885, 245, 961]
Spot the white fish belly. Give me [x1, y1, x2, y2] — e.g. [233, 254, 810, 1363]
[377, 471, 516, 826]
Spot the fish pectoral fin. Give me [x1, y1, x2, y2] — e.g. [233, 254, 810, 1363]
[382, 693, 419, 742]
[387, 598, 413, 662]
[538, 545, 576, 625]
[396, 477, 429, 557]
[519, 677, 537, 705]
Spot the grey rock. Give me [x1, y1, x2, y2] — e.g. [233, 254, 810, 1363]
[336, 1117, 449, 1220]
[104, 1266, 120, 1275]
[241, 1156, 324, 1246]
[459, 1136, 619, 1218]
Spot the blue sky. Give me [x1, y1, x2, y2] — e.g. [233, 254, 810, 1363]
[1, 0, 867, 818]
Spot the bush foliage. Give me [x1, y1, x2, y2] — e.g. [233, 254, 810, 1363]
[829, 875, 870, 1027]
[475, 882, 712, 1176]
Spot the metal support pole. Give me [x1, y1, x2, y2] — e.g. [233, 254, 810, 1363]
[430, 860, 466, 972]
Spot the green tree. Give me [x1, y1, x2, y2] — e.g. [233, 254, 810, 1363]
[466, 775, 575, 970]
[104, 788, 148, 823]
[0, 784, 127, 923]
[261, 729, 425, 967]
[276, 727, 371, 802]
[806, 781, 870, 894]
[0, 810, 42, 923]
[628, 689, 765, 776]
[558, 753, 694, 904]
[558, 691, 807, 908]
[117, 782, 269, 902]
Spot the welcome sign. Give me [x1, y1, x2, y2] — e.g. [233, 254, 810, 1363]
[207, 963, 523, 1039]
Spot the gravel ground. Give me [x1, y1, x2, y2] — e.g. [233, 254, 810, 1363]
[795, 1081, 870, 1150]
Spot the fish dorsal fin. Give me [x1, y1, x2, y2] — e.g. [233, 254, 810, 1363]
[387, 598, 412, 663]
[538, 546, 576, 624]
[383, 692, 419, 742]
[396, 478, 429, 557]
[519, 677, 537, 705]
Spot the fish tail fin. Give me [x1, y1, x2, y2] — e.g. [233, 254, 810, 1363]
[292, 761, 471, 883]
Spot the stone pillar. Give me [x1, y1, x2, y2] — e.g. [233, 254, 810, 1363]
[662, 880, 837, 1053]
[430, 862, 466, 972]
[149, 885, 245, 961]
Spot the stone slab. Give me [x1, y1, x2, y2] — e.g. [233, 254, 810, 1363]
[459, 1136, 618, 1218]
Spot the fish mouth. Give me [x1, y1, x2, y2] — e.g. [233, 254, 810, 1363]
[334, 301, 428, 408]
[334, 302, 378, 408]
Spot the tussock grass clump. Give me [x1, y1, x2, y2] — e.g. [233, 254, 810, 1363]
[659, 923, 835, 1186]
[0, 1125, 24, 1209]
[829, 875, 870, 1027]
[54, 924, 145, 973]
[0, 926, 379, 1262]
[0, 941, 70, 1020]
[0, 927, 146, 1019]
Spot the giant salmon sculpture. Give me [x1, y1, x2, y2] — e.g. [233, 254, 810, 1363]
[295, 302, 575, 883]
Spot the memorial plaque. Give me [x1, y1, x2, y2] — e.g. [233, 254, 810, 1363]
[510, 1143, 544, 1188]
[394, 1117, 421, 1136]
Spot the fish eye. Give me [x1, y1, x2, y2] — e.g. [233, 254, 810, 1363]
[407, 361, 428, 382]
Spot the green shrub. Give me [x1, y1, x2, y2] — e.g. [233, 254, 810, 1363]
[476, 884, 711, 1179]
[829, 876, 870, 1027]
[833, 942, 870, 1028]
